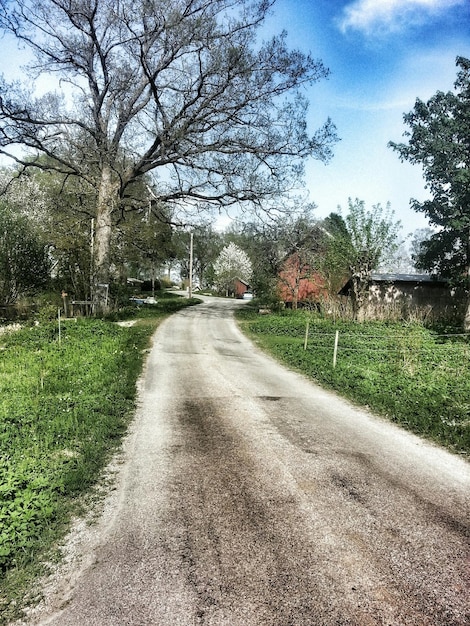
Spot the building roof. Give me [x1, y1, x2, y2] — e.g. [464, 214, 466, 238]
[235, 277, 251, 287]
[370, 273, 441, 283]
[338, 273, 446, 295]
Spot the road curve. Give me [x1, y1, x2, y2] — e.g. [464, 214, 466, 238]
[23, 297, 470, 625]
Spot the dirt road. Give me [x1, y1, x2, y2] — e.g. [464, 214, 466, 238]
[23, 297, 469, 625]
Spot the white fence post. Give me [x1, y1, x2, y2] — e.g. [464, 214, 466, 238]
[304, 318, 310, 350]
[333, 330, 339, 368]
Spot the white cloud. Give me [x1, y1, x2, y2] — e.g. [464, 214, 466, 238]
[337, 0, 465, 35]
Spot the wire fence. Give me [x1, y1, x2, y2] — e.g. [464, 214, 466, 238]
[295, 321, 470, 368]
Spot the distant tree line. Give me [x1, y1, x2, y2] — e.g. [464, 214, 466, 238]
[0, 165, 408, 320]
[0, 0, 468, 329]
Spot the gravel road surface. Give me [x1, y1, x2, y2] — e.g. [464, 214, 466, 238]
[21, 297, 470, 625]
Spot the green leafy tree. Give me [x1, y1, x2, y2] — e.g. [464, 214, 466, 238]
[9, 162, 98, 301]
[0, 0, 337, 312]
[389, 56, 470, 329]
[37, 171, 95, 300]
[114, 199, 175, 294]
[320, 212, 350, 294]
[0, 169, 52, 303]
[176, 225, 224, 289]
[324, 200, 401, 320]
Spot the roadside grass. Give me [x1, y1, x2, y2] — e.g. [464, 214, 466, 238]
[0, 292, 200, 624]
[236, 307, 470, 456]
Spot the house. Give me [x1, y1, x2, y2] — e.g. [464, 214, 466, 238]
[338, 273, 463, 320]
[277, 253, 328, 308]
[234, 277, 251, 298]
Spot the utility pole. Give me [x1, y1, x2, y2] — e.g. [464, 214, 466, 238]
[90, 218, 94, 308]
[189, 232, 194, 299]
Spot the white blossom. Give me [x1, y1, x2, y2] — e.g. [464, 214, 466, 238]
[213, 243, 252, 293]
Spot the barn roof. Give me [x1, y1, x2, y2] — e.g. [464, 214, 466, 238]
[234, 277, 251, 287]
[338, 273, 446, 295]
[370, 273, 441, 283]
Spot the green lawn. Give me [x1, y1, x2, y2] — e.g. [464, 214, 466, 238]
[0, 293, 200, 623]
[236, 308, 470, 456]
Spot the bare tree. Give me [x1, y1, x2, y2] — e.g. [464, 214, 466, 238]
[0, 0, 337, 311]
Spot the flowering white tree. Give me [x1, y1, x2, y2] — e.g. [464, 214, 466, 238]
[0, 170, 49, 223]
[213, 243, 252, 296]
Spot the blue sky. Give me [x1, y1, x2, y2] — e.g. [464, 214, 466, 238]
[265, 0, 470, 235]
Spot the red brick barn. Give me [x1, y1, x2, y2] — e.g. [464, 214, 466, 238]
[234, 278, 251, 298]
[277, 253, 328, 309]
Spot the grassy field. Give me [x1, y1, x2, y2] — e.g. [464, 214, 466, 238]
[236, 307, 470, 457]
[0, 293, 199, 624]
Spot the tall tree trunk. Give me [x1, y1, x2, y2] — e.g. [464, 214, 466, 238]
[350, 260, 372, 322]
[292, 282, 299, 310]
[464, 234, 470, 331]
[464, 297, 470, 332]
[464, 263, 470, 331]
[350, 274, 368, 322]
[92, 165, 118, 314]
